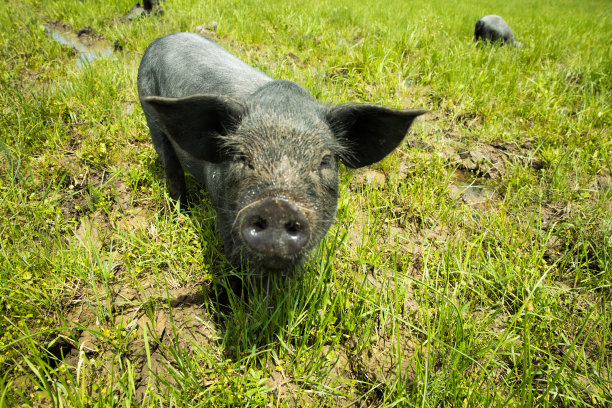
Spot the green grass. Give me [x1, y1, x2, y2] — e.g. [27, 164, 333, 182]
[0, 0, 610, 406]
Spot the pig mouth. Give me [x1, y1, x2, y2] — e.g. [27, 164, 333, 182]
[246, 252, 307, 272]
[233, 195, 314, 271]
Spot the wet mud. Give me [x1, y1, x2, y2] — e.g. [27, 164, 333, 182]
[44, 21, 114, 67]
[448, 169, 495, 206]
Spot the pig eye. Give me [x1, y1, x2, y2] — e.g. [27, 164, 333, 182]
[237, 153, 254, 170]
[319, 154, 334, 170]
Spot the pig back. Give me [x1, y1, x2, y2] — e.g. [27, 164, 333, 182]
[137, 32, 272, 99]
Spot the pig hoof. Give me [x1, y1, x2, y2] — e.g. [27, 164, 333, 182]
[241, 197, 309, 257]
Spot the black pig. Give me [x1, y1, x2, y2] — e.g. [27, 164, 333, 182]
[474, 15, 523, 47]
[128, 0, 162, 21]
[138, 33, 426, 271]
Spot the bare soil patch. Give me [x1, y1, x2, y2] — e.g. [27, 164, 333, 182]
[194, 21, 220, 39]
[44, 21, 114, 66]
[54, 281, 217, 401]
[349, 168, 387, 189]
[265, 347, 360, 407]
[357, 332, 417, 387]
[450, 141, 543, 180]
[448, 169, 496, 209]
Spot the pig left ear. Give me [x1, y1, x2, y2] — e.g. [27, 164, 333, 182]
[326, 104, 428, 168]
[140, 94, 244, 163]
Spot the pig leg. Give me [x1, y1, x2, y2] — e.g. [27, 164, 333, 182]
[151, 128, 187, 203]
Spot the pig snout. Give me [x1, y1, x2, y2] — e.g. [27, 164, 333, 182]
[240, 197, 310, 258]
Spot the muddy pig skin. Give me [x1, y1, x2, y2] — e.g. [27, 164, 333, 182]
[474, 15, 523, 47]
[138, 33, 426, 272]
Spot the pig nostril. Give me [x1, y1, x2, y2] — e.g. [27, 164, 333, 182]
[284, 221, 301, 235]
[253, 218, 268, 231]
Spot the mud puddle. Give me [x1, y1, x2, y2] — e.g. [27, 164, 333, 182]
[448, 169, 495, 205]
[44, 22, 113, 67]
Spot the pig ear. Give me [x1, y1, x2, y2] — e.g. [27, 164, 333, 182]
[326, 103, 428, 168]
[140, 95, 245, 163]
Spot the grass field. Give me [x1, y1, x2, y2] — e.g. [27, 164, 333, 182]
[0, 0, 610, 406]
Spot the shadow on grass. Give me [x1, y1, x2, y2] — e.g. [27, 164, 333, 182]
[205, 262, 314, 359]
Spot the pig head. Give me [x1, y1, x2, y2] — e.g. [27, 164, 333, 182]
[138, 33, 426, 272]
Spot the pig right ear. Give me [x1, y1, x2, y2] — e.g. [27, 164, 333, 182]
[140, 95, 245, 163]
[326, 103, 428, 168]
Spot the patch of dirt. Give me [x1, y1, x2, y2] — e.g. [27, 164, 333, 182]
[74, 210, 108, 250]
[565, 73, 584, 86]
[36, 150, 151, 229]
[75, 26, 98, 47]
[72, 205, 151, 251]
[285, 52, 301, 65]
[328, 66, 350, 80]
[358, 333, 417, 386]
[345, 198, 452, 274]
[266, 341, 414, 407]
[194, 21, 219, 39]
[529, 203, 570, 263]
[111, 176, 136, 211]
[437, 140, 548, 212]
[266, 366, 315, 407]
[405, 138, 434, 152]
[349, 168, 387, 189]
[453, 143, 520, 179]
[319, 346, 363, 406]
[595, 171, 612, 192]
[433, 130, 545, 181]
[537, 202, 569, 231]
[0, 146, 14, 179]
[56, 282, 217, 401]
[448, 169, 496, 209]
[311, 329, 418, 407]
[322, 345, 353, 384]
[44, 21, 114, 64]
[454, 111, 482, 128]
[115, 207, 151, 232]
